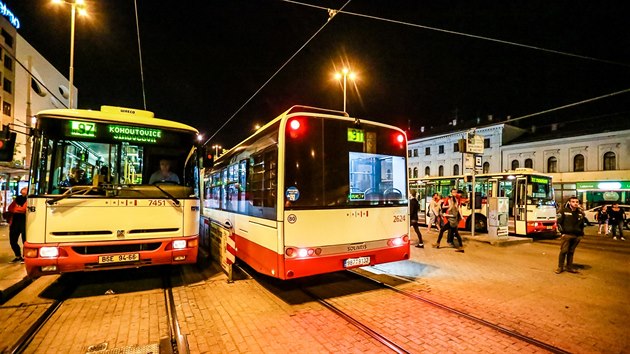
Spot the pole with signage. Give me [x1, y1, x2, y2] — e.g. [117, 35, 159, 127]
[465, 130, 484, 237]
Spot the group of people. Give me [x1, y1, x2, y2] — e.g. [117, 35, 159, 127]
[595, 203, 626, 240]
[409, 188, 464, 252]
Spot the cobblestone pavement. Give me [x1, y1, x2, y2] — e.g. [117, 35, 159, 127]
[0, 225, 627, 353]
[376, 226, 629, 354]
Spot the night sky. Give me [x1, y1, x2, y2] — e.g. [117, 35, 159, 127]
[7, 0, 630, 148]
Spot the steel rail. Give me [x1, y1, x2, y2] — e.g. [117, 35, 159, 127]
[351, 269, 571, 354]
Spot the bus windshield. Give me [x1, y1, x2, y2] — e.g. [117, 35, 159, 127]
[528, 176, 554, 205]
[284, 116, 407, 208]
[31, 116, 199, 196]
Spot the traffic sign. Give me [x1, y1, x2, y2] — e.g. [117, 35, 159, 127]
[466, 133, 484, 154]
[475, 155, 482, 169]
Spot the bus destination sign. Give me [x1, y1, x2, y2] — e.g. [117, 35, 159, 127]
[69, 121, 97, 138]
[347, 128, 365, 143]
[109, 125, 162, 143]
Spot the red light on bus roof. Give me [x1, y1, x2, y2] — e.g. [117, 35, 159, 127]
[290, 119, 301, 130]
[396, 134, 405, 143]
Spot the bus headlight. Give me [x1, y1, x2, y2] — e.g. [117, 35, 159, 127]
[172, 240, 187, 250]
[40, 247, 60, 258]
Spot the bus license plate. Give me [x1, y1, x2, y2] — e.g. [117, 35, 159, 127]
[344, 256, 370, 268]
[99, 253, 140, 264]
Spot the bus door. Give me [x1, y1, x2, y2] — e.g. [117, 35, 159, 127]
[514, 177, 527, 235]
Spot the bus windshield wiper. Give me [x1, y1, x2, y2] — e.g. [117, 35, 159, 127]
[151, 184, 181, 206]
[46, 185, 98, 205]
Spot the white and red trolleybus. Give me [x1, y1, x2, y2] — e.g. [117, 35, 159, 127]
[200, 106, 410, 279]
[409, 168, 557, 236]
[24, 106, 200, 277]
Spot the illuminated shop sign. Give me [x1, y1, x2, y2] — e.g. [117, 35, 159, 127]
[576, 181, 630, 190]
[69, 121, 97, 137]
[108, 125, 162, 143]
[0, 1, 20, 29]
[349, 192, 365, 200]
[347, 128, 365, 143]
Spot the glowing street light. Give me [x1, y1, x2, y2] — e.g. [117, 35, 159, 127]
[334, 68, 356, 113]
[52, 0, 88, 109]
[212, 144, 222, 157]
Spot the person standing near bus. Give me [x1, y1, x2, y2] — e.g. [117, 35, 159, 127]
[608, 203, 626, 240]
[409, 191, 425, 248]
[555, 197, 585, 274]
[426, 193, 442, 233]
[596, 205, 609, 236]
[433, 197, 464, 252]
[8, 187, 28, 263]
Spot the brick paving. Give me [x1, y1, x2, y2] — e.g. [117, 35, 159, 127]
[0, 225, 627, 353]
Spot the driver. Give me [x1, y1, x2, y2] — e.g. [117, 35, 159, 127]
[149, 159, 180, 184]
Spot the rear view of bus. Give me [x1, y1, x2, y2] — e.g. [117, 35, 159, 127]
[24, 106, 200, 277]
[281, 112, 410, 278]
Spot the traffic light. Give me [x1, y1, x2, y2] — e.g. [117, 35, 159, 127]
[0, 125, 17, 162]
[201, 145, 214, 168]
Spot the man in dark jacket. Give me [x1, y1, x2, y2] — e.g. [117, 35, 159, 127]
[555, 197, 585, 274]
[409, 191, 424, 248]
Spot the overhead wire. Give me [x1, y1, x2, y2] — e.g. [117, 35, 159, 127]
[202, 0, 353, 147]
[280, 0, 630, 68]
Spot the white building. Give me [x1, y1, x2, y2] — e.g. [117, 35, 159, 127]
[408, 120, 630, 208]
[1, 10, 74, 209]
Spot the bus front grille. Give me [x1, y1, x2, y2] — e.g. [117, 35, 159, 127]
[72, 243, 162, 255]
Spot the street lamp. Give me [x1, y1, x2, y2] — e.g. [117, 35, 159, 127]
[212, 145, 222, 157]
[334, 68, 356, 112]
[53, 0, 87, 109]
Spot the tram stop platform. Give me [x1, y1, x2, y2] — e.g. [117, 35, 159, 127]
[0, 224, 31, 303]
[461, 232, 534, 246]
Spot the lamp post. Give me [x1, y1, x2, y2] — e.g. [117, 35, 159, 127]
[53, 0, 87, 109]
[334, 68, 356, 112]
[212, 145, 222, 157]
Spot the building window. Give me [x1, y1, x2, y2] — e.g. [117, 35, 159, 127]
[603, 152, 616, 171]
[511, 160, 519, 170]
[483, 162, 490, 174]
[453, 143, 459, 152]
[425, 147, 430, 156]
[484, 138, 490, 148]
[408, 150, 412, 158]
[573, 154, 585, 172]
[547, 157, 558, 173]
[2, 78, 11, 94]
[413, 167, 418, 178]
[439, 145, 444, 154]
[408, 167, 412, 176]
[3, 55, 12, 71]
[438, 165, 444, 176]
[2, 101, 11, 116]
[1, 29, 14, 48]
[413, 149, 418, 157]
[453, 164, 459, 175]
[524, 158, 533, 168]
[32, 78, 47, 97]
[425, 166, 430, 176]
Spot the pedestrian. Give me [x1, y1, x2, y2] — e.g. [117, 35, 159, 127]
[426, 193, 442, 233]
[555, 196, 585, 274]
[433, 196, 464, 252]
[409, 190, 424, 248]
[596, 205, 609, 236]
[608, 203, 626, 240]
[7, 187, 28, 264]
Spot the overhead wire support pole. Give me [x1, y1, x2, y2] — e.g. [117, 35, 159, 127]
[134, 0, 147, 110]
[202, 0, 352, 147]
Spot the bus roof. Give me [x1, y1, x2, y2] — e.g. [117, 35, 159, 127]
[36, 106, 199, 134]
[215, 105, 405, 161]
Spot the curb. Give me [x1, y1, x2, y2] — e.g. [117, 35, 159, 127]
[0, 276, 32, 304]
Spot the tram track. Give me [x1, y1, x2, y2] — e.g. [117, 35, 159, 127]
[234, 261, 570, 353]
[349, 269, 571, 354]
[6, 266, 188, 354]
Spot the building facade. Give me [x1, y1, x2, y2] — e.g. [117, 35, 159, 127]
[1, 11, 73, 211]
[408, 122, 630, 208]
